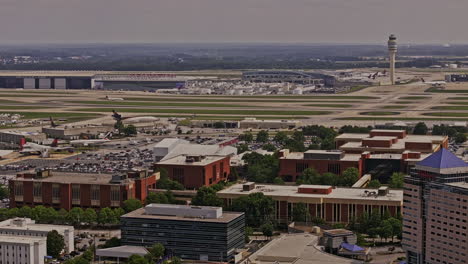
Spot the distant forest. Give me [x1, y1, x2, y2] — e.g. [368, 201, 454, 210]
[0, 43, 467, 71]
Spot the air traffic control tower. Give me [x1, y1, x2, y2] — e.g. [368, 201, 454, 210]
[388, 34, 397, 85]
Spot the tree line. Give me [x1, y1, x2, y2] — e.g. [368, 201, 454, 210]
[0, 198, 144, 227]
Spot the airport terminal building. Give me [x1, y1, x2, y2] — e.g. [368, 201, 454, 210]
[242, 71, 336, 86]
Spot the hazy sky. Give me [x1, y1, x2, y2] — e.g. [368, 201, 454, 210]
[1, 0, 467, 44]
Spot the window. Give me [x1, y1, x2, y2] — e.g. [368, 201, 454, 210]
[212, 164, 217, 180]
[327, 163, 341, 175]
[296, 163, 309, 173]
[91, 185, 100, 201]
[14, 182, 23, 196]
[52, 184, 60, 199]
[72, 184, 80, 200]
[33, 182, 42, 198]
[173, 168, 185, 184]
[110, 186, 120, 202]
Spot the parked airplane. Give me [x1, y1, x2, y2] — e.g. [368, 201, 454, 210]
[20, 139, 73, 157]
[106, 96, 124, 101]
[70, 132, 112, 146]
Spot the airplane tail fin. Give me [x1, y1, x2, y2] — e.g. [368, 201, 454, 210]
[51, 138, 58, 147]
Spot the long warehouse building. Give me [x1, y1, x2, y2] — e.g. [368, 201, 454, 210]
[0, 71, 198, 90]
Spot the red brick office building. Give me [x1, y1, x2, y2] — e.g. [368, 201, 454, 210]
[218, 183, 402, 224]
[9, 169, 158, 210]
[154, 155, 231, 189]
[278, 149, 364, 182]
[335, 129, 448, 154]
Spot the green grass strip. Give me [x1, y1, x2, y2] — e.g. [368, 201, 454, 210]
[72, 107, 331, 116]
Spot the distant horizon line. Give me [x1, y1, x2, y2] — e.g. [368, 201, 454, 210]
[0, 41, 462, 47]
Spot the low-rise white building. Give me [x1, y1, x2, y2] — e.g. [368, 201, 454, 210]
[0, 236, 47, 264]
[0, 218, 74, 253]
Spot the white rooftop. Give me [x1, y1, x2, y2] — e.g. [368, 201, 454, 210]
[96, 246, 149, 259]
[145, 204, 222, 219]
[248, 233, 361, 264]
[0, 235, 46, 244]
[218, 184, 403, 203]
[162, 144, 236, 161]
[157, 154, 227, 166]
[0, 218, 74, 233]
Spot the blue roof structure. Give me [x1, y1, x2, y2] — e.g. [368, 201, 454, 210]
[417, 148, 468, 169]
[340, 242, 364, 252]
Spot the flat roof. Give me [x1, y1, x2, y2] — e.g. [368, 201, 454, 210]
[157, 155, 227, 166]
[362, 136, 396, 141]
[299, 184, 332, 189]
[304, 150, 342, 154]
[340, 141, 440, 152]
[248, 233, 360, 264]
[282, 152, 361, 162]
[0, 235, 46, 244]
[154, 138, 187, 148]
[335, 133, 368, 139]
[13, 172, 123, 185]
[121, 207, 243, 223]
[218, 184, 403, 203]
[371, 129, 405, 133]
[446, 182, 468, 189]
[0, 219, 73, 233]
[96, 246, 149, 258]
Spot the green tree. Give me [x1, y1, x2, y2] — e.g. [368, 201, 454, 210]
[389, 172, 405, 188]
[57, 208, 69, 224]
[378, 220, 393, 242]
[292, 203, 310, 222]
[242, 153, 279, 183]
[241, 132, 254, 143]
[256, 130, 269, 143]
[272, 177, 284, 185]
[387, 217, 402, 242]
[0, 185, 9, 199]
[292, 131, 305, 142]
[146, 192, 168, 204]
[98, 208, 118, 226]
[18, 206, 33, 218]
[47, 230, 65, 258]
[148, 243, 165, 261]
[413, 122, 428, 135]
[367, 179, 381, 188]
[273, 131, 288, 145]
[68, 207, 85, 226]
[230, 192, 275, 227]
[261, 223, 274, 239]
[82, 208, 97, 226]
[262, 143, 276, 152]
[164, 257, 182, 264]
[113, 208, 126, 218]
[191, 186, 223, 207]
[100, 237, 121, 249]
[237, 143, 249, 154]
[321, 172, 339, 186]
[155, 168, 185, 190]
[297, 168, 321, 185]
[123, 199, 143, 213]
[320, 137, 336, 150]
[123, 125, 137, 136]
[454, 133, 467, 144]
[340, 167, 359, 187]
[127, 254, 150, 264]
[245, 226, 254, 243]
